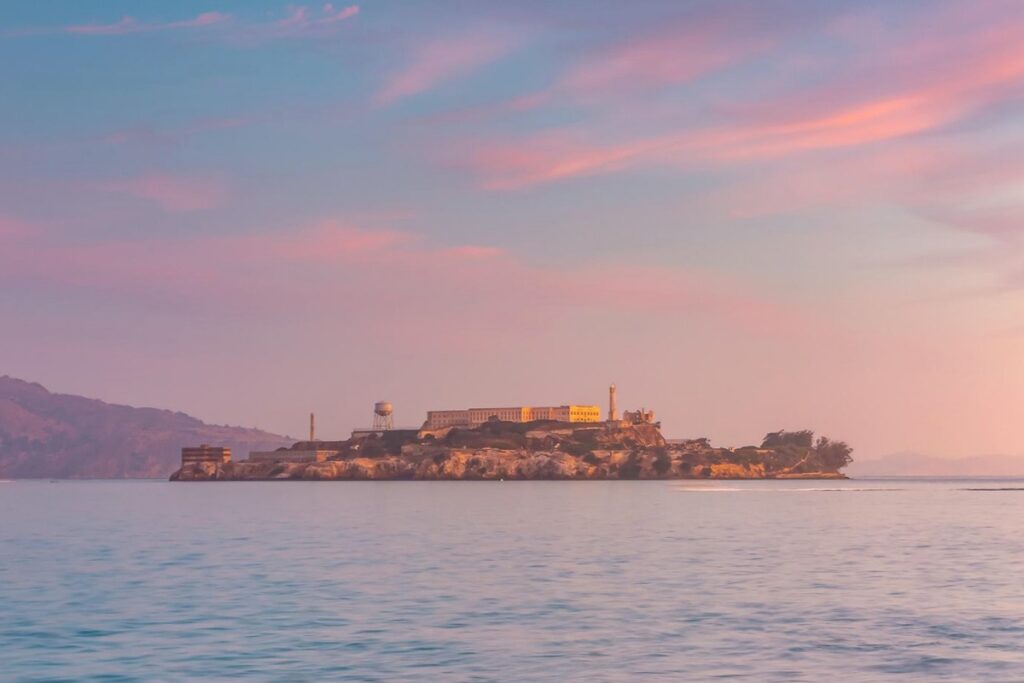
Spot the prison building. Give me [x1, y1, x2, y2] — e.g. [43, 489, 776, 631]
[181, 445, 231, 466]
[424, 405, 601, 429]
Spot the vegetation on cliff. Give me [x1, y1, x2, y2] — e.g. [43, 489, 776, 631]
[172, 421, 853, 481]
[758, 429, 854, 474]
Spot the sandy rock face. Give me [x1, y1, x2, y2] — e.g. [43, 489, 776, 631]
[172, 448, 841, 481]
[170, 421, 849, 481]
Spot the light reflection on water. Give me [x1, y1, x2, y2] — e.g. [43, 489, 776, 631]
[2, 479, 1023, 681]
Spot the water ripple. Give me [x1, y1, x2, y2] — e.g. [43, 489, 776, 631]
[1, 479, 1023, 681]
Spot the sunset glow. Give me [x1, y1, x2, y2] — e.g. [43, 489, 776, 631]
[3, 0, 1024, 462]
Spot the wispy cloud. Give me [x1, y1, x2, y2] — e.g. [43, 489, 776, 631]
[541, 12, 778, 108]
[100, 173, 229, 212]
[274, 4, 359, 33]
[7, 5, 358, 40]
[374, 31, 518, 106]
[101, 115, 251, 147]
[0, 217, 801, 341]
[456, 97, 950, 190]
[244, 219, 412, 262]
[459, 131, 662, 190]
[65, 11, 231, 36]
[0, 216, 37, 242]
[432, 3, 809, 121]
[226, 3, 360, 41]
[452, 6, 1024, 190]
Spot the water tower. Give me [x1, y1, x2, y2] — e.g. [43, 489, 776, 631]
[373, 401, 394, 431]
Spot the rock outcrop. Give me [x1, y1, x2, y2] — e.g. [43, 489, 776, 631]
[171, 421, 849, 481]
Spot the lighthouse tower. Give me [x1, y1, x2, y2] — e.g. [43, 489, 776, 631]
[608, 384, 618, 422]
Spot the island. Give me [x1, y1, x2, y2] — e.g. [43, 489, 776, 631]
[170, 421, 852, 481]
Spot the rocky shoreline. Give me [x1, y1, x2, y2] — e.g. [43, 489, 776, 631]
[171, 422, 850, 481]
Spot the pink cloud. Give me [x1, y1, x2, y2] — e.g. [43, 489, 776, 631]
[690, 96, 961, 165]
[12, 222, 847, 398]
[375, 32, 518, 106]
[444, 3, 1024, 190]
[66, 12, 230, 36]
[702, 133, 1024, 226]
[0, 217, 802, 345]
[457, 131, 670, 190]
[703, 146, 941, 220]
[270, 4, 359, 36]
[0, 216, 37, 242]
[930, 207, 1024, 240]
[101, 111, 279, 148]
[9, 6, 357, 40]
[483, 6, 789, 117]
[459, 87, 978, 189]
[441, 245, 504, 260]
[560, 16, 774, 100]
[458, 92, 958, 189]
[101, 173, 229, 212]
[458, 47, 1022, 190]
[233, 219, 413, 262]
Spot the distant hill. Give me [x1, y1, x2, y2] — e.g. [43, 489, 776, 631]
[0, 376, 291, 478]
[849, 452, 1024, 477]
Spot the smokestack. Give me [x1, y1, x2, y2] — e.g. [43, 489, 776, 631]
[310, 412, 316, 442]
[608, 384, 618, 422]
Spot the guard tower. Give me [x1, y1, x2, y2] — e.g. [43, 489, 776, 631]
[373, 401, 394, 431]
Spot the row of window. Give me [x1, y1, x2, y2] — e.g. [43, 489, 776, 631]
[427, 407, 601, 426]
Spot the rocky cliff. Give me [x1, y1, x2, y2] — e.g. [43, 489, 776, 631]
[171, 421, 850, 481]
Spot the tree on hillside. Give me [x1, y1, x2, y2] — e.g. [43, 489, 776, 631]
[761, 429, 814, 448]
[814, 436, 853, 470]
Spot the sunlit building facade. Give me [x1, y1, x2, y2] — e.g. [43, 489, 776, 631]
[424, 405, 601, 429]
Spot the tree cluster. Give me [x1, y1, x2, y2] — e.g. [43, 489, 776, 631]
[761, 429, 853, 472]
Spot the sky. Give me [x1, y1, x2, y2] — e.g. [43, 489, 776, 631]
[2, 0, 1024, 459]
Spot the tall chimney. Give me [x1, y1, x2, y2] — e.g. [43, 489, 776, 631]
[309, 412, 316, 442]
[608, 384, 618, 422]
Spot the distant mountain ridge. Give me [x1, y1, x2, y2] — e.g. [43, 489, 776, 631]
[848, 452, 1024, 477]
[0, 376, 291, 478]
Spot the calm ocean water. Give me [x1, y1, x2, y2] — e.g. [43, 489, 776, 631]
[2, 479, 1023, 682]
